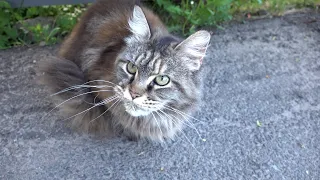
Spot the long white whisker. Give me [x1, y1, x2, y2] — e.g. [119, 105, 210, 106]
[89, 98, 120, 123]
[165, 106, 239, 128]
[162, 108, 199, 131]
[179, 128, 201, 155]
[153, 111, 169, 145]
[51, 85, 114, 96]
[156, 110, 177, 141]
[163, 105, 204, 123]
[113, 99, 122, 111]
[51, 79, 117, 96]
[168, 114, 201, 155]
[162, 110, 203, 140]
[93, 93, 100, 104]
[88, 79, 117, 85]
[77, 79, 117, 86]
[151, 112, 163, 139]
[62, 95, 118, 121]
[154, 111, 168, 132]
[42, 90, 114, 121]
[49, 90, 115, 114]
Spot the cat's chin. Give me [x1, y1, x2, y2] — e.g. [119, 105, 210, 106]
[123, 103, 151, 117]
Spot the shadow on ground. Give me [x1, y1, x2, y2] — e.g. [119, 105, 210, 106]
[1, 11, 320, 179]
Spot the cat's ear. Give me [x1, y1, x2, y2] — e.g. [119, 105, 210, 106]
[174, 30, 211, 71]
[128, 5, 151, 41]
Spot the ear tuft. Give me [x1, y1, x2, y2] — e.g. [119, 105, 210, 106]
[175, 30, 211, 71]
[127, 5, 151, 42]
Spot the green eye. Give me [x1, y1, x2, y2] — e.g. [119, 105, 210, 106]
[127, 62, 137, 74]
[154, 75, 170, 86]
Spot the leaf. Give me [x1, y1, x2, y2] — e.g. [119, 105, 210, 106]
[46, 27, 60, 42]
[35, 23, 42, 31]
[166, 5, 183, 14]
[26, 7, 40, 18]
[0, 35, 9, 48]
[207, 9, 215, 15]
[0, 0, 10, 8]
[256, 120, 262, 127]
[0, 18, 10, 27]
[4, 28, 18, 39]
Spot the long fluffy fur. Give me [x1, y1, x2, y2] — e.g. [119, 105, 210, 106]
[38, 57, 113, 135]
[38, 0, 210, 141]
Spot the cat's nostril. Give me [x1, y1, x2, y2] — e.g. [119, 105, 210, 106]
[129, 90, 141, 99]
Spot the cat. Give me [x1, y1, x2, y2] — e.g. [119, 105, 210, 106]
[38, 0, 211, 141]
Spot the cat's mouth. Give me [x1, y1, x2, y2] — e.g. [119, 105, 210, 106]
[123, 101, 152, 117]
[114, 85, 160, 117]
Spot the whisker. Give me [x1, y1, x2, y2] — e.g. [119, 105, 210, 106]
[166, 110, 199, 132]
[161, 110, 203, 141]
[49, 90, 115, 114]
[151, 112, 163, 140]
[62, 95, 118, 121]
[41, 90, 115, 121]
[51, 79, 117, 96]
[164, 105, 240, 129]
[113, 98, 122, 111]
[88, 79, 117, 86]
[163, 105, 204, 123]
[51, 84, 114, 96]
[89, 97, 120, 123]
[154, 110, 166, 127]
[156, 109, 173, 129]
[179, 128, 201, 155]
[93, 93, 100, 104]
[155, 110, 177, 141]
[167, 114, 201, 155]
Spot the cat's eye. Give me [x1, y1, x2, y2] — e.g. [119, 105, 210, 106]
[154, 75, 170, 86]
[127, 62, 137, 74]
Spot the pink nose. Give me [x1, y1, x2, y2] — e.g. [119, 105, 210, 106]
[129, 89, 141, 99]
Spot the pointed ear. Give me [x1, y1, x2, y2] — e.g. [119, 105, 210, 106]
[127, 5, 151, 42]
[174, 30, 211, 71]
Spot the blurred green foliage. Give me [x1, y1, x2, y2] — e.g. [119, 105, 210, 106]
[0, 0, 319, 49]
[0, 1, 86, 49]
[152, 0, 319, 35]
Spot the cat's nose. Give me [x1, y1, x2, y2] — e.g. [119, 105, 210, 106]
[129, 89, 141, 99]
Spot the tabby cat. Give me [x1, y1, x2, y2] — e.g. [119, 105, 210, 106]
[39, 0, 211, 141]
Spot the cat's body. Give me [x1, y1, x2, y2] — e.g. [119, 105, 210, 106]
[39, 0, 210, 141]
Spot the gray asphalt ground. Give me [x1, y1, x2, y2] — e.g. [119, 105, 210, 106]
[1, 11, 320, 180]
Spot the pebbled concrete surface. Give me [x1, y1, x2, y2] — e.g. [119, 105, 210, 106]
[1, 12, 320, 180]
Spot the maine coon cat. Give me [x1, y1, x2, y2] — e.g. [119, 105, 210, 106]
[39, 0, 211, 141]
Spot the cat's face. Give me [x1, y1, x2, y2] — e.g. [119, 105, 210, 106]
[114, 58, 173, 116]
[114, 42, 187, 117]
[111, 6, 211, 117]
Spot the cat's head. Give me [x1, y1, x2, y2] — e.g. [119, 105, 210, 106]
[113, 6, 211, 117]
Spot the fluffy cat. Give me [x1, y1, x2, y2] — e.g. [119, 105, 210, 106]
[38, 0, 211, 141]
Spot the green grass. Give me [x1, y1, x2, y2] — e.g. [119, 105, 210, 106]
[0, 0, 319, 49]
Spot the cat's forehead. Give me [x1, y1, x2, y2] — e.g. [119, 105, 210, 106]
[123, 36, 179, 61]
[122, 46, 168, 67]
[130, 50, 168, 75]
